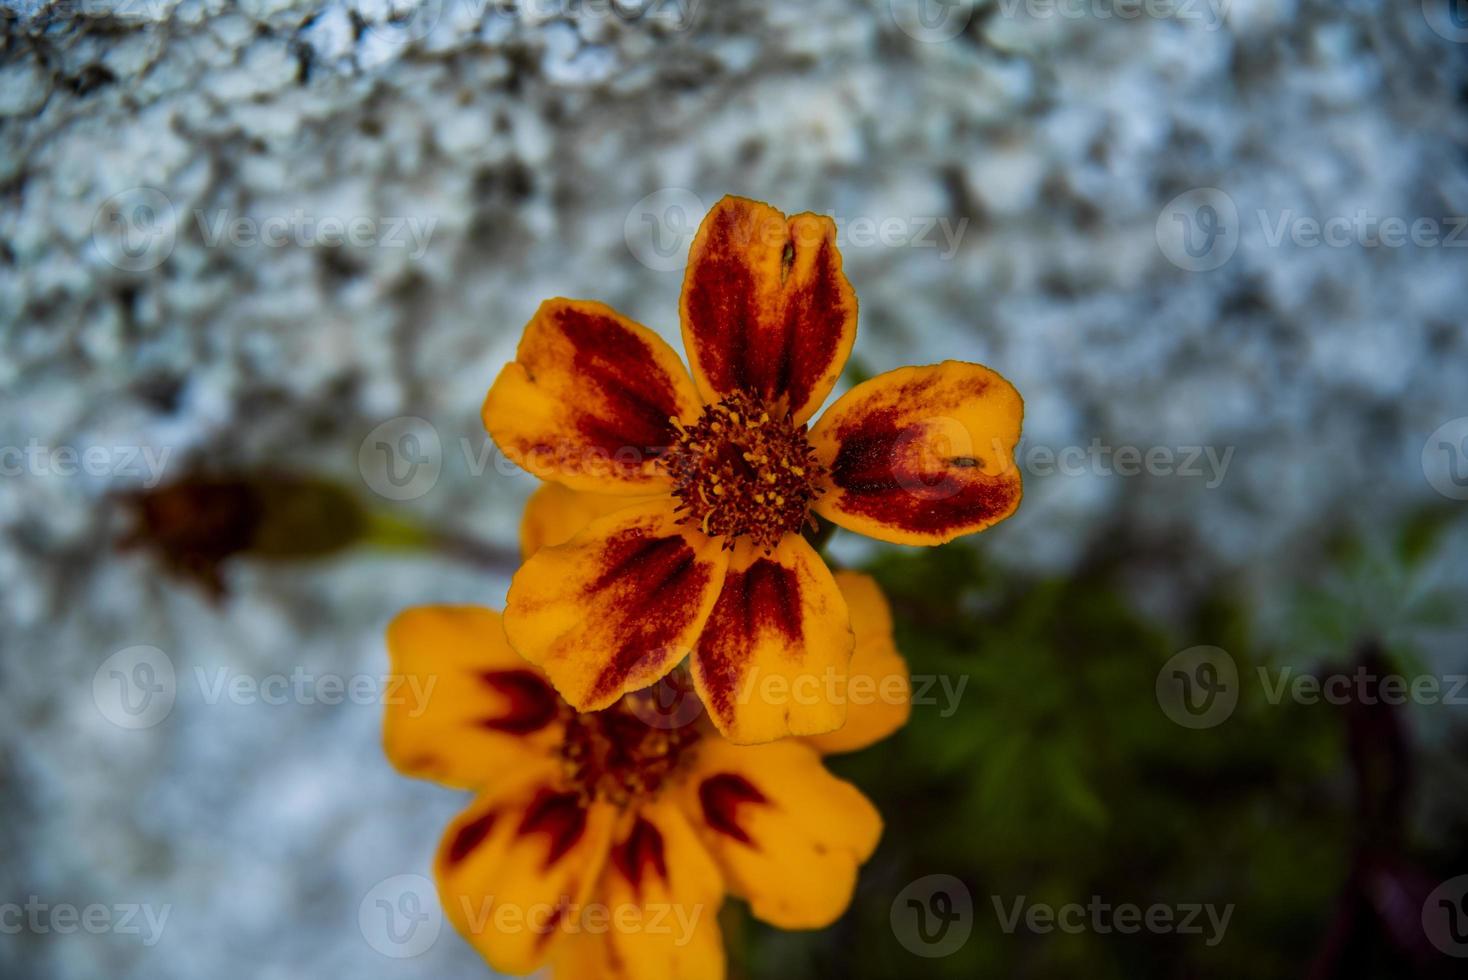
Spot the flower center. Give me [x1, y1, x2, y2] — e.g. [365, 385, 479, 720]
[664, 391, 825, 550]
[558, 693, 701, 807]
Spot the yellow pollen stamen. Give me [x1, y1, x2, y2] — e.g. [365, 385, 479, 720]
[663, 390, 826, 550]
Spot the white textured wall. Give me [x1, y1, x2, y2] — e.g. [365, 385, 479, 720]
[2, 1, 1466, 977]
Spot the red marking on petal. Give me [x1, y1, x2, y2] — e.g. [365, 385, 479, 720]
[683, 205, 757, 393]
[776, 236, 846, 407]
[517, 789, 589, 868]
[476, 669, 560, 735]
[828, 381, 1020, 537]
[446, 810, 497, 866]
[695, 559, 802, 723]
[535, 902, 568, 947]
[556, 305, 684, 454]
[609, 815, 668, 894]
[684, 204, 852, 415]
[586, 531, 689, 593]
[583, 530, 715, 704]
[698, 773, 768, 845]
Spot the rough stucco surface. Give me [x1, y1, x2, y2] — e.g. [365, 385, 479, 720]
[2, 1, 1466, 977]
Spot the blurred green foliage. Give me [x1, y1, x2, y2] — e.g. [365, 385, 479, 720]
[728, 509, 1466, 980]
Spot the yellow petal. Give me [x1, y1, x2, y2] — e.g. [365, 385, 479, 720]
[680, 196, 858, 424]
[803, 572, 911, 755]
[551, 907, 724, 980]
[674, 738, 881, 930]
[810, 361, 1023, 545]
[691, 535, 853, 744]
[520, 482, 655, 560]
[435, 764, 618, 975]
[572, 799, 726, 980]
[505, 498, 730, 712]
[384, 605, 563, 791]
[550, 928, 615, 979]
[484, 299, 703, 494]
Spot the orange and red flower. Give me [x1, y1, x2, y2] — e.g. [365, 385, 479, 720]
[382, 571, 909, 979]
[483, 195, 1023, 743]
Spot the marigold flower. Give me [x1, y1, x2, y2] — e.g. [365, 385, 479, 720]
[483, 195, 1022, 743]
[382, 573, 909, 978]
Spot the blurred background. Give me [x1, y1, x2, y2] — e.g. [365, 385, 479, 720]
[2, 0, 1467, 977]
